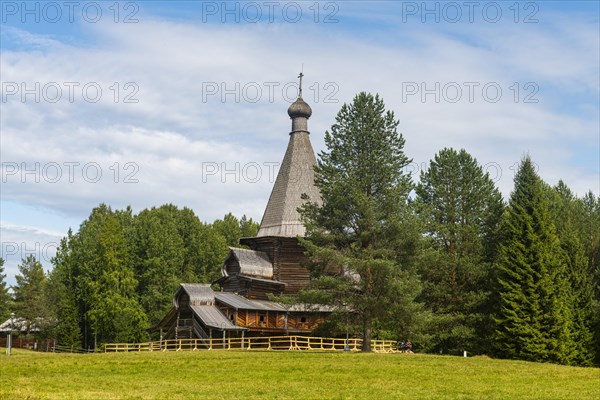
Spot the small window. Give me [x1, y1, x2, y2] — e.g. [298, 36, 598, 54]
[300, 316, 307, 323]
[229, 314, 235, 321]
[259, 315, 266, 323]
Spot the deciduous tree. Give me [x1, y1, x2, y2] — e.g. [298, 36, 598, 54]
[131, 205, 184, 326]
[47, 232, 82, 346]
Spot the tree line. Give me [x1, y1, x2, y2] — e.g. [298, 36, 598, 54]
[296, 92, 599, 365]
[0, 92, 597, 366]
[0, 209, 258, 348]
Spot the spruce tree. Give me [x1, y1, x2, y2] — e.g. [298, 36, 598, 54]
[494, 157, 571, 363]
[0, 258, 12, 322]
[548, 182, 595, 365]
[580, 191, 600, 365]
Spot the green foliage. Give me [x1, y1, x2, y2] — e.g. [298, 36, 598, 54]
[580, 191, 600, 365]
[240, 215, 260, 238]
[493, 157, 573, 364]
[78, 206, 148, 344]
[299, 92, 423, 351]
[211, 212, 242, 246]
[580, 192, 600, 276]
[48, 203, 250, 347]
[130, 205, 231, 327]
[46, 233, 82, 346]
[132, 205, 185, 327]
[12, 255, 50, 335]
[195, 223, 229, 283]
[547, 182, 597, 365]
[212, 213, 259, 247]
[177, 207, 227, 283]
[26, 93, 596, 364]
[0, 258, 12, 322]
[415, 148, 504, 355]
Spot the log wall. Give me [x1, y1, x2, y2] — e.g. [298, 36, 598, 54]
[240, 236, 311, 295]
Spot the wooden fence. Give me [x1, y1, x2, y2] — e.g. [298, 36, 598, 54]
[0, 337, 37, 349]
[104, 336, 398, 353]
[51, 344, 95, 354]
[1, 338, 95, 353]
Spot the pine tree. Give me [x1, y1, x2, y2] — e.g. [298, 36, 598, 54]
[494, 157, 572, 363]
[0, 258, 12, 322]
[415, 148, 503, 355]
[12, 255, 49, 335]
[299, 92, 422, 351]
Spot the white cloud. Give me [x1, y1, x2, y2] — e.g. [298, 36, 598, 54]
[0, 222, 64, 286]
[1, 8, 598, 284]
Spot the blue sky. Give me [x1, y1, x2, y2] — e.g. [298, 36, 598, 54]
[1, 0, 599, 286]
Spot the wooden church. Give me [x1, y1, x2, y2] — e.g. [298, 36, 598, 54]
[157, 76, 330, 340]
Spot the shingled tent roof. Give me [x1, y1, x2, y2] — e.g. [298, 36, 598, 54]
[222, 248, 274, 279]
[257, 96, 321, 237]
[173, 283, 216, 307]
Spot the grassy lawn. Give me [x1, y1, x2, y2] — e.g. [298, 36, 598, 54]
[1, 348, 599, 399]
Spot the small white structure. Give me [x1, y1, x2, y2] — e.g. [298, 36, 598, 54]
[0, 316, 41, 334]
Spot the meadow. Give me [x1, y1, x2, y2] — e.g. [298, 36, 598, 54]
[1, 349, 598, 399]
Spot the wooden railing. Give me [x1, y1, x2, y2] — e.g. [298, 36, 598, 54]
[51, 344, 95, 354]
[104, 336, 398, 353]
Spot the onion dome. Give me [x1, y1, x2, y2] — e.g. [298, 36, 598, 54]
[287, 97, 312, 119]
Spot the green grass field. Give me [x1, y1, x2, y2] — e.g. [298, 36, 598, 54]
[1, 349, 598, 399]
